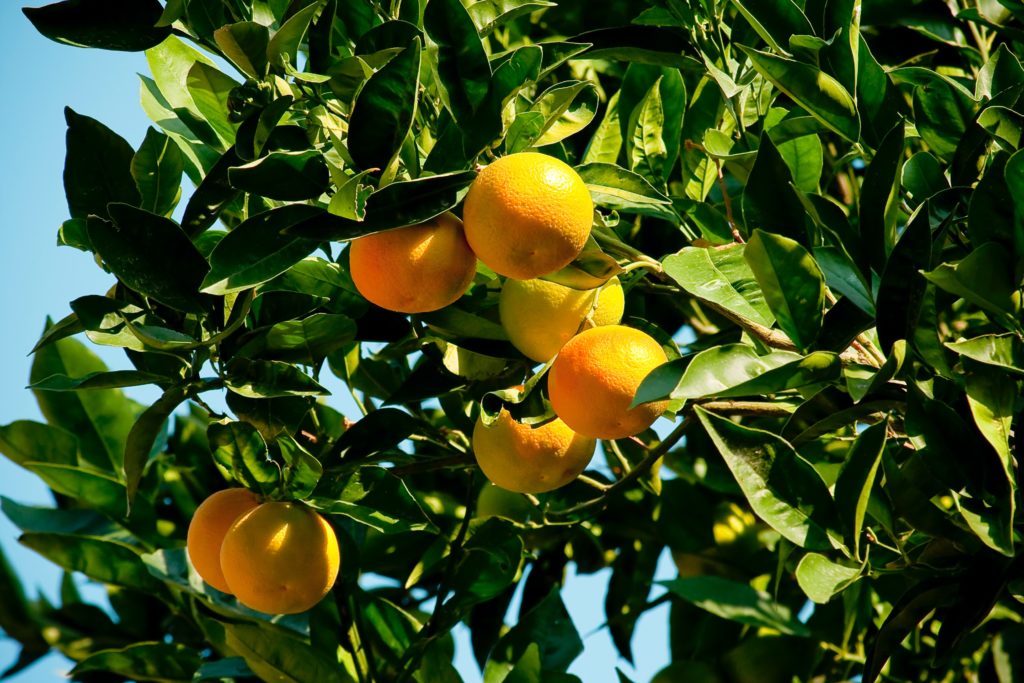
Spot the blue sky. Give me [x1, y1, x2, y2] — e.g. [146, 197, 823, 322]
[0, 5, 675, 681]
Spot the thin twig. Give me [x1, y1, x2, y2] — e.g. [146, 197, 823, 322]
[685, 139, 743, 243]
[696, 399, 795, 418]
[546, 415, 693, 519]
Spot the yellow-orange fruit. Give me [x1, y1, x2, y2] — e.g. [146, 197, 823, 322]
[220, 502, 340, 614]
[462, 153, 593, 279]
[499, 276, 624, 362]
[187, 488, 261, 594]
[349, 212, 477, 313]
[472, 409, 596, 494]
[548, 325, 668, 439]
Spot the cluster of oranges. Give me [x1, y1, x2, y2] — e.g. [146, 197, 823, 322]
[350, 152, 669, 495]
[187, 489, 339, 615]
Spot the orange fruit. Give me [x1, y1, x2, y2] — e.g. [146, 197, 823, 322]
[349, 212, 477, 313]
[186, 488, 260, 594]
[472, 408, 596, 494]
[462, 152, 593, 279]
[548, 325, 668, 439]
[499, 276, 624, 362]
[220, 502, 340, 614]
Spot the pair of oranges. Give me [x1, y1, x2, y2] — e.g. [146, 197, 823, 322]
[186, 490, 340, 615]
[348, 152, 669, 496]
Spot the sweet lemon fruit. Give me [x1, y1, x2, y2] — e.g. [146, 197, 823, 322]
[186, 488, 260, 594]
[499, 276, 624, 362]
[473, 408, 596, 494]
[349, 212, 477, 313]
[220, 502, 340, 615]
[462, 152, 593, 280]
[548, 325, 668, 439]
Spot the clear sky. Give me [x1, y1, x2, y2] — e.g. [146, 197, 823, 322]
[0, 4, 674, 681]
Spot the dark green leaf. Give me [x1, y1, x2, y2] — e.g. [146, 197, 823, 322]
[24, 0, 170, 51]
[922, 242, 1021, 329]
[225, 358, 329, 398]
[860, 122, 905, 275]
[63, 107, 140, 226]
[834, 421, 887, 560]
[744, 230, 825, 351]
[19, 533, 166, 594]
[876, 203, 931, 352]
[228, 150, 330, 201]
[71, 642, 201, 682]
[215, 619, 355, 683]
[730, 0, 813, 54]
[484, 588, 583, 678]
[28, 370, 167, 392]
[240, 313, 357, 364]
[740, 134, 806, 243]
[124, 386, 187, 512]
[695, 406, 839, 550]
[663, 245, 775, 327]
[912, 77, 976, 162]
[334, 408, 420, 460]
[202, 205, 322, 295]
[0, 420, 77, 468]
[576, 162, 676, 220]
[794, 553, 861, 604]
[208, 420, 281, 495]
[570, 26, 694, 68]
[739, 45, 860, 142]
[468, 0, 556, 36]
[449, 518, 524, 607]
[88, 204, 211, 313]
[349, 39, 422, 172]
[278, 435, 322, 499]
[132, 128, 184, 217]
[864, 581, 958, 683]
[424, 0, 492, 125]
[312, 467, 435, 534]
[660, 575, 810, 636]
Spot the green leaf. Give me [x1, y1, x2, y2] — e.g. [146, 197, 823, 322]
[225, 358, 329, 398]
[23, 463, 137, 522]
[424, 0, 492, 125]
[63, 107, 140, 226]
[24, 0, 170, 51]
[180, 148, 242, 237]
[285, 171, 477, 240]
[876, 203, 931, 352]
[186, 62, 240, 147]
[695, 406, 839, 550]
[201, 205, 322, 295]
[912, 78, 976, 162]
[834, 421, 887, 560]
[278, 435, 322, 500]
[946, 334, 1024, 374]
[132, 128, 184, 217]
[629, 78, 669, 183]
[575, 162, 676, 220]
[844, 340, 907, 403]
[214, 22, 270, 79]
[19, 533, 166, 594]
[774, 130, 823, 194]
[965, 366, 1017, 538]
[208, 420, 281, 495]
[214, 620, 356, 683]
[660, 575, 810, 636]
[449, 518, 524, 607]
[582, 91, 623, 164]
[28, 370, 167, 392]
[529, 81, 599, 148]
[744, 230, 825, 351]
[468, 0, 556, 36]
[88, 204, 211, 314]
[312, 467, 435, 534]
[739, 45, 860, 142]
[978, 43, 1024, 99]
[145, 35, 217, 125]
[570, 26, 694, 68]
[71, 642, 201, 682]
[740, 133, 807, 243]
[30, 331, 138, 472]
[922, 243, 1021, 328]
[228, 150, 330, 201]
[795, 553, 862, 604]
[0, 421, 77, 468]
[663, 245, 775, 328]
[333, 408, 420, 460]
[813, 246, 874, 315]
[267, 1, 321, 70]
[1, 497, 110, 536]
[124, 386, 187, 512]
[349, 39, 422, 172]
[484, 589, 583, 678]
[730, 0, 813, 54]
[240, 313, 357, 364]
[860, 122, 905, 274]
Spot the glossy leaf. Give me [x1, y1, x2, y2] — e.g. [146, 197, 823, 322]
[63, 107, 140, 225]
[741, 134, 808, 243]
[225, 358, 329, 398]
[696, 407, 839, 550]
[71, 642, 202, 681]
[834, 421, 887, 560]
[24, 0, 170, 51]
[576, 162, 675, 220]
[663, 245, 774, 328]
[744, 230, 825, 351]
[661, 576, 810, 636]
[730, 0, 813, 54]
[424, 0, 492, 125]
[795, 553, 862, 604]
[131, 128, 183, 217]
[484, 588, 583, 678]
[19, 533, 166, 595]
[228, 151, 330, 201]
[208, 420, 280, 495]
[349, 39, 422, 172]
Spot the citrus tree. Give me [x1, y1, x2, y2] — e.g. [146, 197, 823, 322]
[3, 0, 1024, 681]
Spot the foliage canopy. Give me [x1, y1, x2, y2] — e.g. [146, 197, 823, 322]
[4, 0, 1024, 681]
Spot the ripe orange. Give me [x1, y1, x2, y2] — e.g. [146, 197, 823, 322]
[186, 488, 260, 594]
[349, 212, 477, 313]
[499, 276, 624, 362]
[548, 325, 668, 439]
[462, 152, 593, 279]
[472, 408, 596, 494]
[220, 502, 340, 615]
